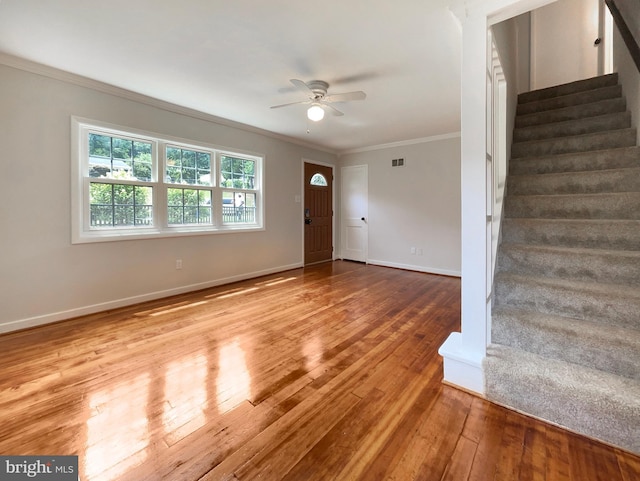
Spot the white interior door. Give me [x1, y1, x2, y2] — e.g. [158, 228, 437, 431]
[341, 165, 368, 262]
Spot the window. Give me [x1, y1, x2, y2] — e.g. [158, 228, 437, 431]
[220, 156, 257, 224]
[72, 118, 263, 243]
[310, 173, 328, 186]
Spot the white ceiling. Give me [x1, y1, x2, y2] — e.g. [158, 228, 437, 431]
[0, 0, 462, 154]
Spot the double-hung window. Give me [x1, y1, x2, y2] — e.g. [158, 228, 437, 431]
[72, 118, 263, 243]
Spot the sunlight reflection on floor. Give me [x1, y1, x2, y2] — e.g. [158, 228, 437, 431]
[216, 338, 252, 412]
[85, 373, 150, 481]
[163, 352, 208, 443]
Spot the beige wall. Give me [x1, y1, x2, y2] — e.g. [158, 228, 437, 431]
[0, 62, 337, 332]
[339, 136, 461, 276]
[530, 0, 600, 89]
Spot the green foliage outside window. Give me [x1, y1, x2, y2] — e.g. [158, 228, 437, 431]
[167, 188, 211, 225]
[89, 133, 152, 181]
[166, 147, 211, 185]
[220, 155, 255, 189]
[90, 183, 152, 227]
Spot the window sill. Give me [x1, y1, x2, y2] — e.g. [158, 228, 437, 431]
[72, 224, 265, 244]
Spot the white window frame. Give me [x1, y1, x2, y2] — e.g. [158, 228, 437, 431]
[71, 117, 264, 244]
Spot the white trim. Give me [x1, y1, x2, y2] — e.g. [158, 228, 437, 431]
[449, 0, 558, 25]
[438, 332, 485, 395]
[366, 259, 461, 278]
[0, 262, 303, 335]
[0, 52, 338, 156]
[338, 132, 461, 156]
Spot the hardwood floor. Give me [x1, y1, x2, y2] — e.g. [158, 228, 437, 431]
[0, 261, 638, 481]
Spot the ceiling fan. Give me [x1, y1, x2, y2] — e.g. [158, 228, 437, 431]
[270, 79, 366, 121]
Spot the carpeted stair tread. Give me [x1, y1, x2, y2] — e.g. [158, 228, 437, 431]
[492, 306, 640, 381]
[511, 128, 636, 159]
[493, 272, 640, 331]
[505, 191, 640, 219]
[515, 97, 627, 128]
[517, 73, 619, 104]
[501, 218, 640, 250]
[497, 243, 640, 286]
[513, 111, 631, 142]
[516, 84, 622, 116]
[489, 73, 640, 454]
[507, 167, 640, 195]
[484, 343, 640, 453]
[509, 146, 640, 175]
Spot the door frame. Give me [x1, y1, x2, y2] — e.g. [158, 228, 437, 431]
[301, 158, 336, 265]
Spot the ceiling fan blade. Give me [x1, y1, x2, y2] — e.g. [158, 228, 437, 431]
[321, 103, 344, 116]
[290, 79, 314, 95]
[270, 100, 311, 109]
[323, 91, 366, 103]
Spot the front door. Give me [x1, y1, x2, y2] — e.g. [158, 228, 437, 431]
[304, 162, 333, 265]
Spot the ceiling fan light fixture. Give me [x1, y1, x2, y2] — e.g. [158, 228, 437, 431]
[307, 104, 325, 122]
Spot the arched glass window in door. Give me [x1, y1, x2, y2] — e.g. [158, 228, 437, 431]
[310, 173, 328, 186]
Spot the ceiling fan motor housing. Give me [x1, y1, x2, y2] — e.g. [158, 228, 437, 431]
[306, 80, 329, 100]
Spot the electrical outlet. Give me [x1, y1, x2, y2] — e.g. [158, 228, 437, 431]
[410, 247, 416, 255]
[176, 259, 182, 270]
[417, 248, 423, 256]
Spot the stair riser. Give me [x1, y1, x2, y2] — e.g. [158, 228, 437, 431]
[509, 147, 640, 175]
[517, 85, 622, 116]
[515, 98, 626, 128]
[518, 73, 619, 104]
[513, 112, 630, 143]
[492, 311, 640, 381]
[501, 219, 640, 250]
[497, 246, 640, 286]
[512, 129, 636, 159]
[484, 346, 640, 454]
[489, 73, 640, 456]
[493, 277, 640, 330]
[508, 169, 640, 195]
[505, 192, 640, 219]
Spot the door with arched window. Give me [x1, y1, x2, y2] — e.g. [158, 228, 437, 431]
[304, 162, 333, 265]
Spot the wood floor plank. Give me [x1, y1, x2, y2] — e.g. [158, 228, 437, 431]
[0, 261, 637, 481]
[440, 435, 479, 481]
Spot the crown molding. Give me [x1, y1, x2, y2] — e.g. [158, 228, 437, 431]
[0, 52, 338, 156]
[338, 131, 461, 157]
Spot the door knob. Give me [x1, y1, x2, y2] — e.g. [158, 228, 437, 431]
[305, 218, 312, 225]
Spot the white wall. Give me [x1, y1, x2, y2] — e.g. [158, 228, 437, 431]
[531, 0, 600, 89]
[0, 61, 337, 333]
[339, 136, 461, 277]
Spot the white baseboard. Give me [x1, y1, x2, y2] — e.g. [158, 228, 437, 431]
[438, 332, 485, 395]
[366, 259, 461, 277]
[0, 262, 303, 334]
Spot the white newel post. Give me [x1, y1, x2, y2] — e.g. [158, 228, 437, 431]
[438, 10, 489, 396]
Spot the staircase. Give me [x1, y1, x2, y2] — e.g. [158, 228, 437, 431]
[485, 72, 640, 454]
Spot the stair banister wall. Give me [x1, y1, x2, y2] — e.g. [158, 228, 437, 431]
[490, 14, 530, 289]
